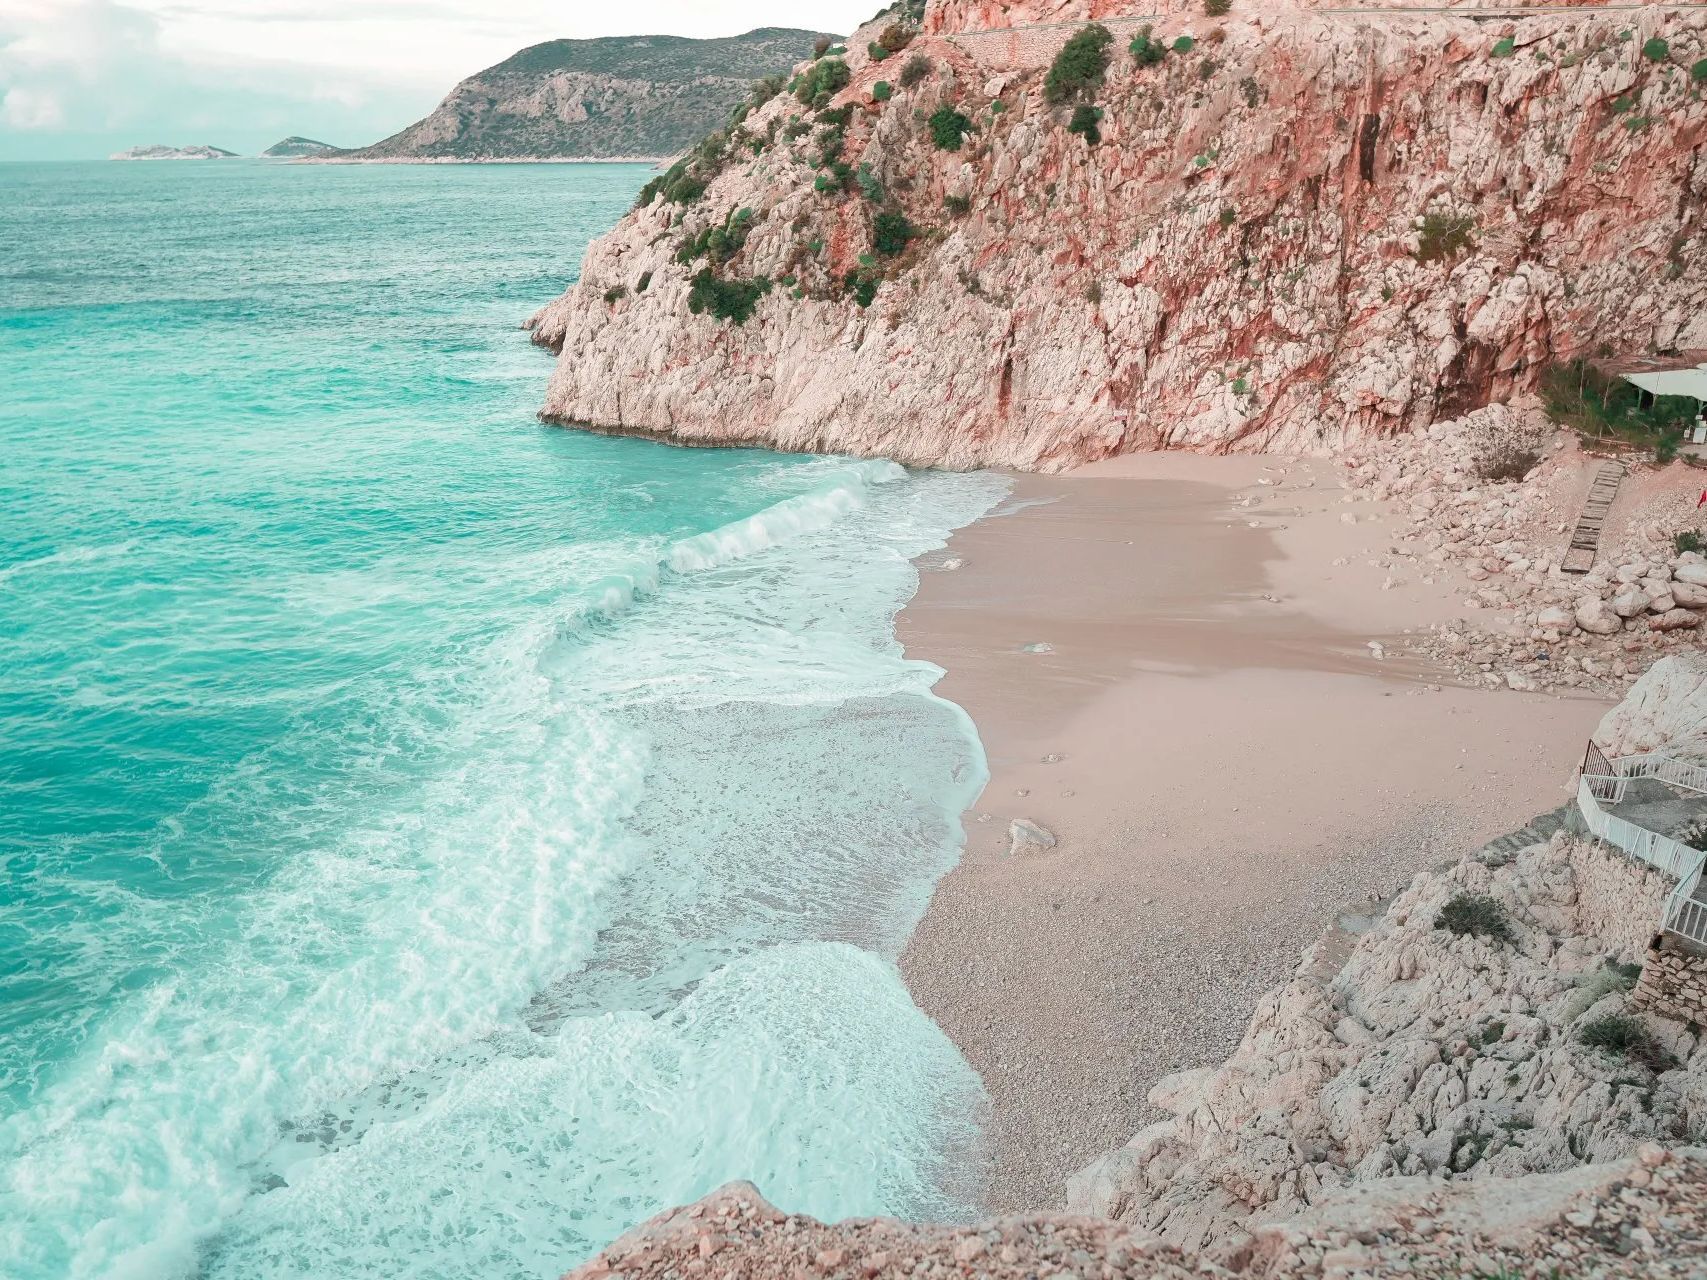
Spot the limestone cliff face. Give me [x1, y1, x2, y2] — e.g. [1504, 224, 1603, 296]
[531, 1, 1707, 470]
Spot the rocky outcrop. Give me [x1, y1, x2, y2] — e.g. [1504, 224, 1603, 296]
[1063, 660, 1707, 1252]
[336, 29, 834, 162]
[1064, 831, 1696, 1250]
[560, 1148, 1707, 1278]
[531, 2, 1707, 470]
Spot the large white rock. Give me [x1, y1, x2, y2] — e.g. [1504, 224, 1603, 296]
[1536, 605, 1576, 631]
[1674, 563, 1707, 587]
[1575, 598, 1623, 635]
[1671, 581, 1707, 608]
[1610, 587, 1652, 619]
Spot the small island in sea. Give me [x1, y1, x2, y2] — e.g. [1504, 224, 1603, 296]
[109, 143, 239, 161]
[260, 137, 338, 159]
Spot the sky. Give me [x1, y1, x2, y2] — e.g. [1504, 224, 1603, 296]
[0, 0, 877, 160]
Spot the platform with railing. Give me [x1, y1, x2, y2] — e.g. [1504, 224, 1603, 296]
[1578, 743, 1707, 949]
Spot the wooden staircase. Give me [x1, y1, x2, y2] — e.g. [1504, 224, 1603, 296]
[1562, 460, 1627, 575]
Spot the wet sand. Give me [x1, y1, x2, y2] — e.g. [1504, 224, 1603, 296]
[897, 452, 1608, 1214]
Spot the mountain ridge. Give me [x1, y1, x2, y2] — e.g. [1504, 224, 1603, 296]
[333, 27, 838, 163]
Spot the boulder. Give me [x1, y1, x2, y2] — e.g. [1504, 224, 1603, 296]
[1673, 563, 1707, 587]
[1576, 598, 1624, 635]
[1650, 608, 1701, 632]
[1672, 581, 1707, 608]
[1537, 605, 1576, 632]
[1610, 588, 1652, 619]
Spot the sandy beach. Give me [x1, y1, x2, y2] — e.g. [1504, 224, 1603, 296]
[897, 453, 1611, 1214]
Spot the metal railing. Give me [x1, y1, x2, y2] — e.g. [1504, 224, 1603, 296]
[1665, 863, 1707, 949]
[1576, 743, 1707, 948]
[1576, 775, 1707, 881]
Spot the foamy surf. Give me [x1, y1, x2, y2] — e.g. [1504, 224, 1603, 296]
[2, 160, 1011, 1280]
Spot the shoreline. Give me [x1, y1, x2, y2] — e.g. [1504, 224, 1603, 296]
[896, 452, 1610, 1214]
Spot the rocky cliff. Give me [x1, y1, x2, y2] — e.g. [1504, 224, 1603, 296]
[1065, 654, 1707, 1252]
[530, 1, 1707, 470]
[337, 29, 836, 162]
[563, 1152, 1707, 1278]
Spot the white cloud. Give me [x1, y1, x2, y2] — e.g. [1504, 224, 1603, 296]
[1, 84, 63, 127]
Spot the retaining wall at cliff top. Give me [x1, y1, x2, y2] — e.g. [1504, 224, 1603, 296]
[531, 1, 1707, 471]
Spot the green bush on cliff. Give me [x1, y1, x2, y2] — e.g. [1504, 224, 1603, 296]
[843, 267, 881, 308]
[1172, 34, 1195, 53]
[868, 41, 892, 62]
[929, 106, 973, 150]
[873, 80, 893, 101]
[873, 211, 917, 255]
[943, 193, 971, 216]
[1490, 36, 1516, 58]
[1693, 58, 1707, 83]
[796, 57, 851, 106]
[1067, 104, 1104, 145]
[1643, 36, 1670, 62]
[899, 53, 933, 89]
[1130, 26, 1167, 67]
[1204, 0, 1231, 14]
[877, 23, 915, 54]
[856, 163, 886, 203]
[1045, 23, 1114, 104]
[687, 269, 771, 324]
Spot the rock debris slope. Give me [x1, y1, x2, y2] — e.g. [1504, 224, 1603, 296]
[531, 0, 1707, 470]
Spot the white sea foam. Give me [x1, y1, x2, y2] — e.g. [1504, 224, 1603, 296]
[0, 460, 1008, 1280]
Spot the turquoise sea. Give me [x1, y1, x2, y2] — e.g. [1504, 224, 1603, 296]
[0, 160, 1005, 1278]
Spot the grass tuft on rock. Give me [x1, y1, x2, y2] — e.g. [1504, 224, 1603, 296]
[1415, 211, 1476, 263]
[1436, 893, 1515, 946]
[1580, 1013, 1677, 1073]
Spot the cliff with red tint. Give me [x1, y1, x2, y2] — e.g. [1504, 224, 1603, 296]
[530, 2, 1707, 471]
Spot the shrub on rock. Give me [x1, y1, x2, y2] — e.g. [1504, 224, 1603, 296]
[1130, 25, 1167, 67]
[1046, 23, 1115, 104]
[1579, 1013, 1676, 1072]
[873, 211, 917, 256]
[1067, 104, 1104, 145]
[1415, 211, 1476, 263]
[899, 54, 933, 89]
[1436, 892, 1515, 945]
[687, 270, 771, 324]
[929, 106, 972, 150]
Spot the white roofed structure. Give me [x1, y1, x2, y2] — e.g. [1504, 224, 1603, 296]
[1624, 362, 1707, 402]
